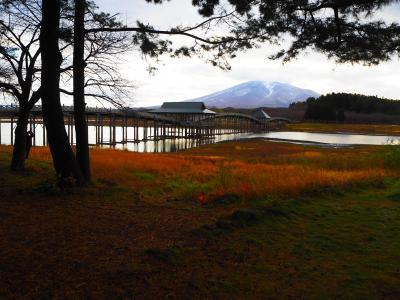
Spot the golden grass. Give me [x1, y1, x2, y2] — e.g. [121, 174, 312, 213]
[12, 139, 392, 203]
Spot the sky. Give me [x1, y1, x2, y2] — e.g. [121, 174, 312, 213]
[94, 0, 400, 107]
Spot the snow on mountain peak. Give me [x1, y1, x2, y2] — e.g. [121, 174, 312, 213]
[184, 80, 320, 108]
[262, 81, 278, 89]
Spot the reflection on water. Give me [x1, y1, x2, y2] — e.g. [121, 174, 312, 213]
[107, 133, 249, 153]
[1, 121, 399, 152]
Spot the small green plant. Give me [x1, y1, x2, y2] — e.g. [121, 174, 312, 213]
[216, 162, 233, 189]
[384, 145, 400, 170]
[133, 171, 155, 181]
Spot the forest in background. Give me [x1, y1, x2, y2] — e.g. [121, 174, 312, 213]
[300, 93, 400, 123]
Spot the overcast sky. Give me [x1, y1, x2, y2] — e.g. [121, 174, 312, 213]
[95, 0, 400, 107]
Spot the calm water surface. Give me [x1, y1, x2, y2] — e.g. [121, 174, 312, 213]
[247, 131, 400, 146]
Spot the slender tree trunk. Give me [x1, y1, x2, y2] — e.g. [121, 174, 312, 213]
[10, 106, 29, 171]
[40, 0, 83, 182]
[73, 0, 91, 182]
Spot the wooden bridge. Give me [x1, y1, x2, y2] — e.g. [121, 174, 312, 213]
[0, 102, 290, 147]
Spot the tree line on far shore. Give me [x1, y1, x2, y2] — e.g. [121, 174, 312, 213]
[299, 93, 400, 122]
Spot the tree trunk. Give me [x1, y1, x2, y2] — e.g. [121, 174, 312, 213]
[73, 0, 91, 182]
[40, 0, 83, 182]
[10, 107, 29, 171]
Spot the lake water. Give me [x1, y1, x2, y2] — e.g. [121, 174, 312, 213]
[1, 121, 399, 152]
[245, 131, 400, 146]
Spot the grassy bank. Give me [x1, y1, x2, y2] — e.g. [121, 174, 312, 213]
[285, 122, 400, 135]
[1, 141, 400, 299]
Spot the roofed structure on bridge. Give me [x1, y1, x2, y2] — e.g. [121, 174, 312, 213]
[150, 102, 216, 115]
[252, 108, 271, 120]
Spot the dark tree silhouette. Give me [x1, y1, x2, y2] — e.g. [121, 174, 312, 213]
[70, 0, 133, 182]
[0, 1, 42, 171]
[40, 0, 83, 181]
[74, 0, 90, 181]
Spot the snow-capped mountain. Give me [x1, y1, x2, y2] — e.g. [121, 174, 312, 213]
[184, 81, 320, 108]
